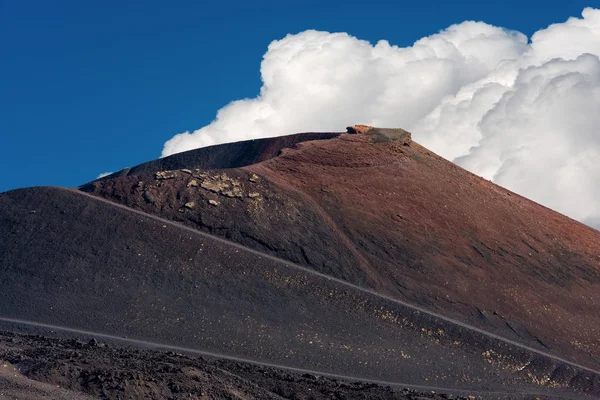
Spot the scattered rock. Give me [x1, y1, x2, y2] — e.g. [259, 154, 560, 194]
[193, 170, 208, 179]
[180, 169, 192, 174]
[87, 338, 106, 348]
[249, 174, 260, 183]
[142, 191, 154, 204]
[222, 187, 243, 198]
[187, 179, 199, 188]
[393, 213, 404, 221]
[248, 192, 261, 198]
[184, 202, 196, 209]
[137, 181, 144, 188]
[155, 171, 177, 180]
[200, 175, 244, 198]
[208, 200, 219, 206]
[201, 180, 229, 193]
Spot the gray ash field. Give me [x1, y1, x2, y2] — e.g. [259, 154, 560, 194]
[1, 128, 599, 399]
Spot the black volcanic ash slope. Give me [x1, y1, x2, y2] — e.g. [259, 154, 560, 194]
[0, 187, 599, 398]
[102, 132, 341, 179]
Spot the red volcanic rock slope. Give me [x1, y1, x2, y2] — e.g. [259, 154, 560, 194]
[83, 127, 600, 371]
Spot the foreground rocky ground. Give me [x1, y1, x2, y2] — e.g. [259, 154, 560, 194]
[0, 330, 487, 400]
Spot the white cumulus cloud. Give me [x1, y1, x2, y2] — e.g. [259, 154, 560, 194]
[162, 8, 600, 228]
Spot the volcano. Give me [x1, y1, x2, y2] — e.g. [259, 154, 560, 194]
[1, 127, 599, 399]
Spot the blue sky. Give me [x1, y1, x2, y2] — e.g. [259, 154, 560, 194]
[0, 0, 593, 192]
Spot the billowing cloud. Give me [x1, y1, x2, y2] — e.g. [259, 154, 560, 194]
[163, 8, 600, 228]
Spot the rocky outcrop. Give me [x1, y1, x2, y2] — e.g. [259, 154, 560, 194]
[347, 125, 412, 144]
[154, 171, 177, 180]
[199, 173, 244, 198]
[346, 124, 373, 134]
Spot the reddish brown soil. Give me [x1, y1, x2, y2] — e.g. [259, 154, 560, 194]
[83, 129, 600, 371]
[251, 131, 600, 367]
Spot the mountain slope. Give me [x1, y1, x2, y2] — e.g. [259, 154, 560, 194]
[82, 127, 600, 372]
[1, 186, 599, 398]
